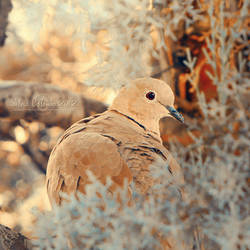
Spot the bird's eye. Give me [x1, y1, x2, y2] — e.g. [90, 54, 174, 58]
[146, 91, 155, 100]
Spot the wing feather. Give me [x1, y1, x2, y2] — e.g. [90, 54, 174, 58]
[46, 132, 132, 206]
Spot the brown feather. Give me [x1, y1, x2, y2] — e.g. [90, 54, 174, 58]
[46, 109, 183, 205]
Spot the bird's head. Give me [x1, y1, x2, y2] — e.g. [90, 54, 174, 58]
[110, 77, 184, 134]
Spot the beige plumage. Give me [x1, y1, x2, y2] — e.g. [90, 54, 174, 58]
[46, 77, 184, 206]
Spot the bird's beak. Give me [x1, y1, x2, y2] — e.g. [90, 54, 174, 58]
[166, 106, 184, 123]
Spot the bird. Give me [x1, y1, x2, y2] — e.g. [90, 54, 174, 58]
[46, 77, 184, 206]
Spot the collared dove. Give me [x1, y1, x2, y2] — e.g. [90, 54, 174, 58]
[46, 77, 184, 206]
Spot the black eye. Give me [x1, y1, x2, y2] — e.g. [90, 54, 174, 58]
[146, 91, 155, 100]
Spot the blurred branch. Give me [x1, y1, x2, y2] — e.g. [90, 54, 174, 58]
[151, 65, 173, 78]
[0, 131, 47, 174]
[0, 81, 107, 129]
[22, 142, 47, 174]
[0, 0, 12, 46]
[0, 224, 32, 250]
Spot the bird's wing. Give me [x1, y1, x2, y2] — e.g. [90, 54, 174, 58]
[46, 131, 132, 206]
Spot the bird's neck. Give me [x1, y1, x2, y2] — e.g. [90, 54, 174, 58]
[110, 109, 161, 137]
[133, 113, 161, 135]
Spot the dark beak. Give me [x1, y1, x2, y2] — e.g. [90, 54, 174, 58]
[166, 106, 184, 123]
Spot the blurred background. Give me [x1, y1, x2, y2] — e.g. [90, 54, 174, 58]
[0, 0, 248, 247]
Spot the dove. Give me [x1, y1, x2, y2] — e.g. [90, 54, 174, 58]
[46, 77, 184, 206]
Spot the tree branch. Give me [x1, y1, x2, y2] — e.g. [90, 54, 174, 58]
[0, 224, 32, 250]
[0, 0, 12, 46]
[0, 81, 107, 129]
